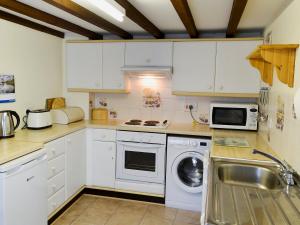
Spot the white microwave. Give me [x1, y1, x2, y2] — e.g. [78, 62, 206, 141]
[209, 103, 258, 130]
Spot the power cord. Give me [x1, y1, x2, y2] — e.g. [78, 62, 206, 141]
[189, 105, 209, 125]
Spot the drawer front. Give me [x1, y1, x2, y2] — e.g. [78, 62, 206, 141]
[92, 129, 116, 142]
[45, 137, 65, 161]
[48, 187, 65, 215]
[48, 171, 65, 198]
[48, 155, 65, 179]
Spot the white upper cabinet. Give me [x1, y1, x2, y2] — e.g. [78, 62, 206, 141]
[125, 42, 173, 66]
[172, 42, 216, 92]
[102, 43, 126, 90]
[215, 41, 262, 94]
[66, 43, 102, 89]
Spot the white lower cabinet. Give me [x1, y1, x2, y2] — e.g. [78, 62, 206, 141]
[92, 141, 116, 188]
[45, 129, 86, 216]
[86, 128, 116, 188]
[45, 137, 66, 216]
[48, 188, 65, 215]
[65, 129, 86, 199]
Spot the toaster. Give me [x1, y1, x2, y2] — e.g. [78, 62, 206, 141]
[26, 109, 52, 129]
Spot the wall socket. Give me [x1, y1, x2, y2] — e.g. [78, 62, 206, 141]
[184, 103, 198, 112]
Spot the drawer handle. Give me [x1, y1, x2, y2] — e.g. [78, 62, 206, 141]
[26, 176, 35, 182]
[51, 149, 56, 156]
[101, 135, 106, 139]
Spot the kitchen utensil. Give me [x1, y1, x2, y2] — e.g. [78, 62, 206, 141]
[0, 110, 20, 138]
[25, 109, 52, 129]
[92, 108, 108, 120]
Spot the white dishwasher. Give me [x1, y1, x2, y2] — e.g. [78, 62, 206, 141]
[0, 149, 48, 225]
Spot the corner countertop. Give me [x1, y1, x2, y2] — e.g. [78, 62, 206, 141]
[0, 119, 275, 165]
[0, 139, 44, 165]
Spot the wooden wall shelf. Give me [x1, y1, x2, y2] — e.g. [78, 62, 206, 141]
[247, 44, 299, 87]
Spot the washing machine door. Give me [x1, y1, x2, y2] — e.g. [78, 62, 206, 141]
[171, 151, 204, 193]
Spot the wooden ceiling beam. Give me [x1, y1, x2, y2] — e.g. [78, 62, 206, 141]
[170, 0, 198, 38]
[115, 0, 164, 39]
[0, 0, 102, 39]
[226, 0, 248, 37]
[43, 0, 132, 39]
[0, 10, 64, 38]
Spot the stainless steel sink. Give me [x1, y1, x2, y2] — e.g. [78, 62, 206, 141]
[206, 159, 300, 225]
[217, 163, 284, 190]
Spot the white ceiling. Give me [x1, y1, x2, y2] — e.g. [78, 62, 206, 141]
[0, 0, 294, 38]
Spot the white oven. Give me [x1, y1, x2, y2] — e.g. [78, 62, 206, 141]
[116, 131, 166, 184]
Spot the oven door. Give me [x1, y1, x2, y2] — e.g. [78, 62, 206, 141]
[116, 141, 165, 184]
[210, 107, 248, 129]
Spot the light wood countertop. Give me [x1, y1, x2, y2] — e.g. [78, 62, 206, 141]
[0, 139, 43, 165]
[14, 121, 86, 143]
[211, 129, 277, 162]
[1, 119, 276, 165]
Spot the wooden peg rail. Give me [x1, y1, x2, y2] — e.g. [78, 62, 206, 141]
[247, 44, 299, 87]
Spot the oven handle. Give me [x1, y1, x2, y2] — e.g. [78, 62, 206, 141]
[117, 141, 164, 149]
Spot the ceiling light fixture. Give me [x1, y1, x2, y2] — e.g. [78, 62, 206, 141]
[75, 0, 125, 22]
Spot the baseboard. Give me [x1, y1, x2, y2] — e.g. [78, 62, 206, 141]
[48, 187, 165, 224]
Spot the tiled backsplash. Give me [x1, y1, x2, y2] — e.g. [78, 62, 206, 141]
[92, 77, 256, 123]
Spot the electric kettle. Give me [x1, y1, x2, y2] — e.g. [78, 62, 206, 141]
[0, 110, 20, 138]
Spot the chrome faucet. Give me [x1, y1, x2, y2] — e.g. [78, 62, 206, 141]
[253, 149, 295, 186]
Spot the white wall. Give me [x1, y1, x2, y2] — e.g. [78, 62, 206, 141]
[0, 20, 63, 127]
[262, 0, 300, 172]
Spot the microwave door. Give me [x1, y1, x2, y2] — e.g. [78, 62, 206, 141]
[212, 107, 247, 128]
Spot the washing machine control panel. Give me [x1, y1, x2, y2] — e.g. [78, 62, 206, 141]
[168, 137, 211, 151]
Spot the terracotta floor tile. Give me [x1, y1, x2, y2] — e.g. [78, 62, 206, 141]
[59, 204, 87, 221]
[105, 211, 145, 225]
[175, 209, 201, 224]
[51, 217, 75, 225]
[140, 213, 173, 225]
[71, 207, 111, 225]
[116, 200, 148, 214]
[146, 204, 177, 220]
[90, 197, 121, 214]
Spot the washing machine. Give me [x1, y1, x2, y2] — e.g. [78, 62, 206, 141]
[166, 135, 211, 212]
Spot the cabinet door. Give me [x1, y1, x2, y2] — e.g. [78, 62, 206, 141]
[172, 42, 216, 92]
[66, 43, 102, 89]
[125, 42, 173, 66]
[92, 141, 116, 188]
[103, 43, 126, 90]
[215, 41, 261, 94]
[65, 129, 86, 199]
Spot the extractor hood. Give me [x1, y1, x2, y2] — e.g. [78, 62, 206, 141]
[121, 66, 172, 77]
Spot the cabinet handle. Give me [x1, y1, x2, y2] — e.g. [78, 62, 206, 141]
[146, 58, 151, 63]
[66, 139, 71, 144]
[52, 185, 57, 192]
[52, 203, 57, 209]
[109, 146, 113, 151]
[51, 167, 56, 173]
[219, 85, 224, 90]
[51, 149, 56, 156]
[208, 85, 213, 90]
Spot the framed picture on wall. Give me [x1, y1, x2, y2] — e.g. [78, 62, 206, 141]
[0, 74, 16, 103]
